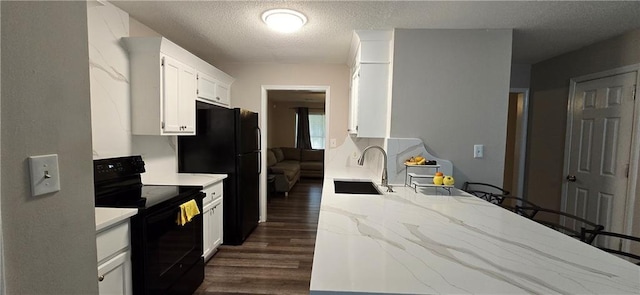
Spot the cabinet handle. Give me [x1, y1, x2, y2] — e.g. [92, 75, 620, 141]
[98, 275, 105, 282]
[216, 97, 220, 100]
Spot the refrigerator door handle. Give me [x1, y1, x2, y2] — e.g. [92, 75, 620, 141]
[257, 151, 262, 175]
[256, 126, 261, 150]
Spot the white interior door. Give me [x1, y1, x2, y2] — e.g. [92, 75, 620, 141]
[564, 71, 636, 246]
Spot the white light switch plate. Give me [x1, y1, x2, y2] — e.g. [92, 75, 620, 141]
[330, 138, 337, 148]
[29, 154, 60, 196]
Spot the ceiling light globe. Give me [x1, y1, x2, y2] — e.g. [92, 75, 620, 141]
[262, 9, 307, 33]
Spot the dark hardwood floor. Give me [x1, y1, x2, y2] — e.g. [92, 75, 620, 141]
[195, 178, 323, 295]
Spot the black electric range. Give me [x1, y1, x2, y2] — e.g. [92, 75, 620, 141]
[94, 155, 204, 295]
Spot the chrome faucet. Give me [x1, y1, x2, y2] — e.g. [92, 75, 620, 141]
[357, 145, 393, 192]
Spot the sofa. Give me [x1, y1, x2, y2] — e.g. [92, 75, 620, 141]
[267, 147, 324, 195]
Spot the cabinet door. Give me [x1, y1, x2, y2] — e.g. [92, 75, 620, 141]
[202, 201, 214, 260]
[212, 197, 223, 250]
[197, 72, 230, 107]
[98, 251, 132, 295]
[348, 66, 360, 134]
[215, 82, 230, 106]
[162, 55, 195, 134]
[197, 72, 217, 102]
[356, 63, 389, 138]
[179, 66, 196, 133]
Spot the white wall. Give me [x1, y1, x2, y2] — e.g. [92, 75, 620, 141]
[1, 2, 98, 293]
[218, 63, 350, 149]
[389, 29, 513, 187]
[0, 1, 4, 292]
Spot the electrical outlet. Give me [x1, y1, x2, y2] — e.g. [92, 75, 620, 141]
[474, 144, 484, 159]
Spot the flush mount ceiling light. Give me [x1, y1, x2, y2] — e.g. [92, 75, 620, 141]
[262, 9, 307, 33]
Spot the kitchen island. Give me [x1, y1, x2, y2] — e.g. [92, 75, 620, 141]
[310, 177, 640, 294]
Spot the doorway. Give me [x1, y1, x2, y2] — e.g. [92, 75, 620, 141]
[562, 67, 639, 247]
[267, 90, 326, 149]
[503, 88, 530, 201]
[259, 86, 330, 222]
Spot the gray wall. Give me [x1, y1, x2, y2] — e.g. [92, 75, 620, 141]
[390, 29, 513, 187]
[0, 1, 4, 292]
[527, 29, 640, 212]
[510, 64, 531, 89]
[1, 2, 98, 294]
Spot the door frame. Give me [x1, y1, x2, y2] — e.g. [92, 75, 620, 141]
[562, 64, 640, 236]
[259, 85, 331, 222]
[509, 88, 530, 200]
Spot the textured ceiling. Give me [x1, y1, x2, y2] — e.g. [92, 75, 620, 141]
[112, 1, 640, 65]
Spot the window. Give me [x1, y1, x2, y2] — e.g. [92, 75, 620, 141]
[308, 112, 325, 149]
[296, 111, 325, 149]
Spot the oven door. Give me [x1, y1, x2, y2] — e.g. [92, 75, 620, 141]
[138, 192, 204, 294]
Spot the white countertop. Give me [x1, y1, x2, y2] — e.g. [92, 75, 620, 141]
[310, 178, 640, 294]
[95, 207, 138, 232]
[142, 173, 227, 188]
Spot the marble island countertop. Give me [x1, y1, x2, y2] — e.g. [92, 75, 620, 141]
[310, 178, 640, 294]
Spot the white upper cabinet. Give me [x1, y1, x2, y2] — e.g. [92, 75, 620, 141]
[197, 71, 230, 107]
[124, 37, 234, 136]
[162, 55, 196, 134]
[347, 30, 393, 138]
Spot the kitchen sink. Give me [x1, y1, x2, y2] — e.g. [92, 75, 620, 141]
[333, 180, 382, 195]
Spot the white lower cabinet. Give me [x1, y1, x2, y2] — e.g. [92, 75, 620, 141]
[96, 220, 132, 295]
[202, 201, 214, 260]
[211, 197, 223, 250]
[98, 251, 132, 295]
[202, 181, 224, 261]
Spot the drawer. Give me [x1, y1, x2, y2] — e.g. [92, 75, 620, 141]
[96, 221, 130, 263]
[202, 181, 223, 205]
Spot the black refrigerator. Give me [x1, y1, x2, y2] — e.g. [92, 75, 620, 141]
[178, 102, 260, 245]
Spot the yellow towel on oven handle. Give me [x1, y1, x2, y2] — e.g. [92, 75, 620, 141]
[176, 199, 200, 226]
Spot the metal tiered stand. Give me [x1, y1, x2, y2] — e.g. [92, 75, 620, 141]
[404, 163, 454, 195]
